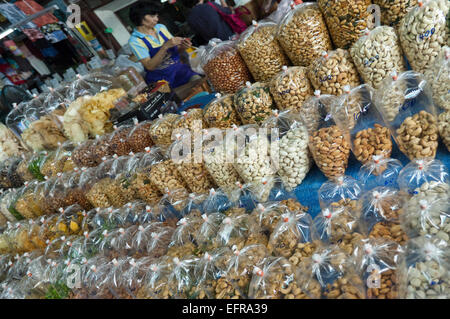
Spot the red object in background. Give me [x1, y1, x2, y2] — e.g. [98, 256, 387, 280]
[0, 63, 26, 85]
[15, 0, 58, 28]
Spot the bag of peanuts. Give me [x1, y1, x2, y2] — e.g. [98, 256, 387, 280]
[359, 186, 409, 246]
[237, 20, 290, 82]
[373, 0, 418, 28]
[234, 81, 276, 125]
[126, 119, 154, 154]
[203, 93, 242, 129]
[424, 46, 450, 111]
[107, 124, 134, 157]
[267, 210, 315, 258]
[358, 155, 403, 191]
[318, 175, 362, 209]
[375, 70, 440, 160]
[398, 236, 450, 299]
[350, 26, 407, 90]
[201, 40, 252, 94]
[277, 1, 332, 67]
[333, 84, 393, 165]
[201, 188, 232, 215]
[317, 0, 372, 49]
[297, 244, 366, 299]
[149, 113, 180, 149]
[397, 158, 449, 196]
[398, 0, 450, 74]
[353, 238, 403, 299]
[268, 66, 314, 112]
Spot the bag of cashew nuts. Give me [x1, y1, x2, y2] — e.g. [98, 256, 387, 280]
[149, 113, 180, 149]
[375, 70, 440, 160]
[297, 244, 366, 299]
[333, 84, 393, 165]
[359, 186, 409, 246]
[269, 66, 314, 113]
[172, 108, 207, 137]
[317, 0, 372, 49]
[358, 155, 403, 191]
[277, 1, 333, 67]
[398, 0, 450, 74]
[267, 210, 315, 258]
[234, 81, 276, 125]
[397, 158, 449, 196]
[373, 0, 418, 27]
[299, 92, 351, 180]
[318, 175, 362, 211]
[350, 26, 407, 90]
[424, 46, 450, 111]
[201, 40, 252, 94]
[398, 236, 450, 299]
[237, 20, 290, 82]
[353, 238, 403, 299]
[203, 93, 241, 129]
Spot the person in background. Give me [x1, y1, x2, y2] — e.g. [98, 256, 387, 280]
[182, 0, 235, 46]
[128, 1, 201, 88]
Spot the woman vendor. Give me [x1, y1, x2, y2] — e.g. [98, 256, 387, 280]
[128, 2, 200, 88]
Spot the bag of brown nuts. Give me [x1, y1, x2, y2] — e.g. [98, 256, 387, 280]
[149, 113, 180, 149]
[107, 124, 134, 157]
[277, 1, 333, 67]
[398, 0, 450, 74]
[237, 20, 290, 82]
[318, 175, 362, 210]
[358, 155, 403, 190]
[373, 0, 417, 28]
[201, 40, 252, 94]
[172, 108, 207, 137]
[438, 110, 450, 152]
[424, 46, 450, 112]
[269, 66, 314, 113]
[250, 202, 288, 235]
[317, 0, 373, 49]
[203, 93, 241, 129]
[353, 238, 403, 299]
[375, 71, 440, 161]
[296, 245, 366, 299]
[126, 119, 154, 154]
[234, 81, 276, 125]
[333, 84, 393, 165]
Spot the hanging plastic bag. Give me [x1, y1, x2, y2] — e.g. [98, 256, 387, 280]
[358, 155, 403, 191]
[234, 81, 275, 125]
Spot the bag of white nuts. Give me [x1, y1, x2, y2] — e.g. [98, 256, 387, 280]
[358, 155, 403, 191]
[398, 236, 450, 299]
[318, 175, 362, 209]
[373, 0, 418, 27]
[350, 26, 407, 89]
[375, 71, 440, 160]
[269, 66, 314, 112]
[333, 84, 393, 165]
[234, 81, 276, 125]
[276, 1, 333, 67]
[398, 0, 450, 74]
[203, 93, 242, 129]
[237, 20, 291, 82]
[424, 46, 450, 111]
[307, 49, 361, 97]
[262, 109, 312, 191]
[317, 0, 372, 49]
[201, 40, 253, 94]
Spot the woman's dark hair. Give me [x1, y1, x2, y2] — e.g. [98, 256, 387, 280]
[129, 1, 162, 27]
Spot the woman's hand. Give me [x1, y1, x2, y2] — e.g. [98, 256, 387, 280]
[163, 37, 184, 49]
[179, 38, 192, 51]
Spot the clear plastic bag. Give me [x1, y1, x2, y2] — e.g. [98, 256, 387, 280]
[375, 71, 439, 160]
[424, 46, 450, 111]
[317, 0, 372, 49]
[269, 66, 314, 112]
[373, 0, 418, 27]
[0, 123, 29, 162]
[333, 84, 393, 165]
[127, 119, 154, 153]
[250, 201, 286, 234]
[358, 155, 403, 191]
[277, 2, 333, 67]
[234, 81, 276, 125]
[193, 212, 225, 251]
[107, 124, 133, 157]
[149, 156, 189, 196]
[167, 256, 200, 299]
[146, 225, 174, 259]
[307, 49, 361, 96]
[67, 72, 118, 101]
[398, 0, 450, 74]
[237, 20, 290, 82]
[202, 40, 252, 94]
[149, 113, 180, 148]
[398, 236, 450, 299]
[438, 109, 450, 152]
[203, 93, 242, 129]
[63, 95, 92, 142]
[318, 175, 362, 210]
[130, 149, 163, 205]
[0, 157, 24, 189]
[350, 26, 407, 89]
[172, 108, 206, 135]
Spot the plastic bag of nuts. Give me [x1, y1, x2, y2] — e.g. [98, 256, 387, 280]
[203, 94, 241, 129]
[107, 124, 133, 157]
[267, 211, 315, 258]
[250, 202, 287, 234]
[307, 49, 361, 97]
[350, 26, 407, 89]
[201, 40, 252, 94]
[234, 81, 276, 125]
[277, 1, 332, 67]
[317, 0, 372, 49]
[358, 155, 403, 191]
[398, 0, 450, 74]
[333, 84, 393, 164]
[424, 46, 450, 111]
[353, 238, 403, 299]
[359, 187, 409, 246]
[127, 119, 154, 153]
[318, 175, 362, 209]
[269, 66, 314, 113]
[438, 109, 450, 152]
[375, 71, 439, 161]
[201, 188, 233, 215]
[373, 0, 418, 27]
[237, 20, 290, 82]
[398, 236, 450, 299]
[297, 245, 366, 299]
[172, 108, 207, 136]
[149, 156, 189, 196]
[149, 113, 180, 149]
